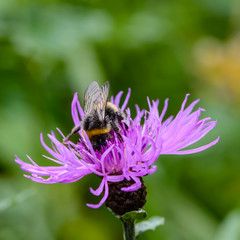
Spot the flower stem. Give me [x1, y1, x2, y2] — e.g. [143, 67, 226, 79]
[122, 218, 135, 240]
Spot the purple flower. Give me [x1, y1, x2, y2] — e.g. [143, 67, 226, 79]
[15, 90, 219, 208]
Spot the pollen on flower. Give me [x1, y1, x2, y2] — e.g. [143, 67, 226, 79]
[15, 86, 219, 210]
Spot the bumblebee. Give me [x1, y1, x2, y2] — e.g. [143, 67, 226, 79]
[63, 81, 125, 150]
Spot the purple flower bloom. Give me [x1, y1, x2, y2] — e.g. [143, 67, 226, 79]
[15, 90, 219, 208]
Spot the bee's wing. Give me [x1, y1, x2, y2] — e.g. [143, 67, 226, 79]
[84, 81, 110, 121]
[100, 81, 110, 106]
[84, 81, 101, 116]
[97, 81, 109, 120]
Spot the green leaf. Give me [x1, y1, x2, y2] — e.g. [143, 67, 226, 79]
[135, 216, 164, 238]
[214, 210, 240, 240]
[121, 209, 147, 224]
[0, 188, 36, 212]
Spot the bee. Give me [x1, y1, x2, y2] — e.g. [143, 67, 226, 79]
[63, 81, 125, 150]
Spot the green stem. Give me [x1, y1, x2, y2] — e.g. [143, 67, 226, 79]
[122, 219, 135, 240]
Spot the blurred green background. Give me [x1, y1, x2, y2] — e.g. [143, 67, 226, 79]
[1, 0, 240, 239]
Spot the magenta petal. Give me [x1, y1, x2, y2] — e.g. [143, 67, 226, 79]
[121, 176, 141, 192]
[71, 93, 84, 126]
[106, 175, 125, 182]
[159, 98, 169, 122]
[114, 91, 123, 107]
[121, 88, 131, 112]
[170, 136, 220, 155]
[86, 178, 109, 208]
[90, 177, 105, 196]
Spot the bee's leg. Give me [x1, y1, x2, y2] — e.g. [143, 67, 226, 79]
[63, 125, 81, 143]
[116, 111, 128, 130]
[110, 120, 123, 142]
[116, 111, 124, 122]
[117, 132, 123, 142]
[122, 122, 129, 131]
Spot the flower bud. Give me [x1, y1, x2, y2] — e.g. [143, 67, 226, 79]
[105, 178, 147, 216]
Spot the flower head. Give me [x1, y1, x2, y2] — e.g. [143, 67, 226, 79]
[15, 88, 219, 210]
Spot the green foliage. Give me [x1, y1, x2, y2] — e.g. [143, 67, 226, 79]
[121, 209, 147, 224]
[135, 216, 164, 238]
[121, 209, 164, 240]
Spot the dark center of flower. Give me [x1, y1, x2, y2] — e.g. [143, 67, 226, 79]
[105, 178, 147, 216]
